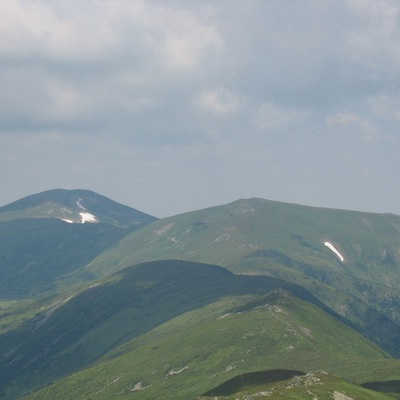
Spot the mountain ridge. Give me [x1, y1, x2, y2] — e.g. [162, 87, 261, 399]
[0, 260, 393, 400]
[0, 188, 158, 227]
[2, 190, 400, 398]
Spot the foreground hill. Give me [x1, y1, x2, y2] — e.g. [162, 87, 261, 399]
[199, 371, 395, 399]
[14, 262, 397, 399]
[0, 259, 344, 399]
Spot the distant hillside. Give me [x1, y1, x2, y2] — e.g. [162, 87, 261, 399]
[0, 218, 131, 298]
[14, 261, 395, 400]
[0, 189, 158, 298]
[83, 197, 400, 355]
[0, 189, 157, 227]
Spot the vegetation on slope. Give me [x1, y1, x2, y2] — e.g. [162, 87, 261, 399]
[0, 260, 328, 399]
[200, 370, 396, 400]
[21, 284, 397, 400]
[0, 218, 131, 297]
[81, 198, 400, 355]
[1, 193, 400, 399]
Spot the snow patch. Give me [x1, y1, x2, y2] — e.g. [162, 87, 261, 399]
[61, 219, 73, 223]
[79, 212, 97, 223]
[215, 233, 231, 242]
[76, 199, 86, 210]
[155, 223, 175, 236]
[324, 241, 344, 262]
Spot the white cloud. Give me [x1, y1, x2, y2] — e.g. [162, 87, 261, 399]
[344, 0, 400, 75]
[46, 80, 83, 119]
[0, 0, 224, 69]
[158, 10, 224, 70]
[196, 88, 241, 114]
[326, 112, 373, 131]
[0, 1, 119, 60]
[326, 112, 378, 142]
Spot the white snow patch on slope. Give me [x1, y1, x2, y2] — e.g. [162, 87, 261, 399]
[76, 199, 87, 210]
[61, 219, 74, 223]
[324, 241, 344, 262]
[79, 212, 97, 223]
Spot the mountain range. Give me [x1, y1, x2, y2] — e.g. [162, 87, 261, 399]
[0, 189, 400, 399]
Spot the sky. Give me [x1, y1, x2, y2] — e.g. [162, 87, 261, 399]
[1, 0, 400, 218]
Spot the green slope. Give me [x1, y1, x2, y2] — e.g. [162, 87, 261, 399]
[0, 189, 158, 298]
[2, 194, 400, 399]
[87, 198, 400, 282]
[0, 260, 392, 398]
[0, 218, 133, 298]
[80, 198, 400, 355]
[0, 259, 332, 399]
[21, 285, 398, 400]
[200, 370, 396, 399]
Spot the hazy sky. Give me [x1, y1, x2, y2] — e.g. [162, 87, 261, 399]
[1, 0, 400, 217]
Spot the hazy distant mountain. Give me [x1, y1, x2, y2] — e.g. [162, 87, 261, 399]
[0, 189, 157, 298]
[0, 188, 157, 227]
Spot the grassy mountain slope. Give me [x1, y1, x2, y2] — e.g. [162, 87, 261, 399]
[21, 283, 398, 400]
[0, 189, 158, 298]
[0, 218, 132, 298]
[200, 370, 395, 399]
[80, 198, 400, 354]
[87, 198, 400, 282]
[0, 259, 326, 399]
[2, 193, 400, 398]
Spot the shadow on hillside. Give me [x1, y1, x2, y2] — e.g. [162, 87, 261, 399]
[201, 369, 306, 397]
[362, 380, 400, 399]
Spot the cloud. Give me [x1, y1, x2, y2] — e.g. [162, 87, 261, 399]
[343, 0, 400, 78]
[326, 111, 381, 143]
[326, 112, 373, 130]
[158, 9, 224, 70]
[1, 0, 400, 216]
[196, 88, 241, 114]
[0, 0, 227, 141]
[0, 1, 119, 61]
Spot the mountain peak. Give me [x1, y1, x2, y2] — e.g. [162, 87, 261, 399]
[0, 189, 158, 228]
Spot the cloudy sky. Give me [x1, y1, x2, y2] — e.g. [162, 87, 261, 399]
[1, 0, 399, 217]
